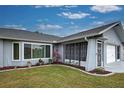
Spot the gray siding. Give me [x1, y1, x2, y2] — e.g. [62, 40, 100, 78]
[3, 40, 13, 66]
[2, 40, 53, 67]
[58, 44, 64, 62]
[86, 39, 97, 71]
[103, 28, 124, 65]
[0, 40, 3, 67]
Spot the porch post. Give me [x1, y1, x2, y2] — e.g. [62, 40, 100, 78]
[86, 39, 97, 71]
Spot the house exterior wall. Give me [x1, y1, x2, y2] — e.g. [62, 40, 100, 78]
[0, 39, 3, 67]
[86, 39, 97, 71]
[2, 40, 53, 67]
[103, 28, 124, 66]
[57, 44, 64, 62]
[3, 40, 13, 66]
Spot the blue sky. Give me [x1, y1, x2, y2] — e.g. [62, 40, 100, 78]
[0, 5, 124, 36]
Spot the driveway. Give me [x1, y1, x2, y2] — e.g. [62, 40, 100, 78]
[105, 61, 124, 73]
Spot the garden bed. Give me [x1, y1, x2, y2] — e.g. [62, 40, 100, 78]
[52, 62, 112, 75]
[89, 68, 111, 74]
[0, 62, 111, 75]
[0, 66, 15, 70]
[52, 62, 85, 70]
[0, 63, 51, 71]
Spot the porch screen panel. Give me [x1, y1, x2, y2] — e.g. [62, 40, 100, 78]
[80, 43, 83, 61]
[65, 44, 70, 59]
[75, 43, 80, 60]
[65, 45, 67, 59]
[70, 44, 75, 60]
[84, 42, 88, 61]
[80, 42, 88, 61]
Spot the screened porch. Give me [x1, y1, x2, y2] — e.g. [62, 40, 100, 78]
[64, 42, 88, 66]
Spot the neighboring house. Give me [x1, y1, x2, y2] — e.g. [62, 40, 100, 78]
[0, 21, 124, 71]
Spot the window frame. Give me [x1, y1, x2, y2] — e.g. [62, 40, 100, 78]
[22, 42, 52, 61]
[12, 42, 21, 61]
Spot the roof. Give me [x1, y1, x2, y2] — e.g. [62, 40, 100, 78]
[59, 21, 120, 42]
[0, 28, 61, 43]
[0, 21, 121, 43]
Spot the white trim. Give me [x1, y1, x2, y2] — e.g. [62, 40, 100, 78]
[98, 22, 119, 34]
[12, 42, 21, 61]
[22, 42, 52, 61]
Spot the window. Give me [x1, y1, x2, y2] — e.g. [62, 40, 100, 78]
[117, 46, 120, 59]
[32, 45, 44, 58]
[45, 45, 50, 58]
[24, 43, 51, 59]
[13, 43, 19, 60]
[24, 44, 31, 59]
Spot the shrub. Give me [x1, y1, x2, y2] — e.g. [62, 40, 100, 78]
[38, 59, 44, 65]
[89, 67, 111, 74]
[27, 61, 32, 68]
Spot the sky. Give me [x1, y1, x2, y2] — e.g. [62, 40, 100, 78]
[0, 5, 124, 37]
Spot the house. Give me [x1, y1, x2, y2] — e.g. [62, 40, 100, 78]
[0, 21, 124, 71]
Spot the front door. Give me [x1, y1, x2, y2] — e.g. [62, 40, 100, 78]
[97, 41, 102, 66]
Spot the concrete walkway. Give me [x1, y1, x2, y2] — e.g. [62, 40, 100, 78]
[105, 61, 124, 73]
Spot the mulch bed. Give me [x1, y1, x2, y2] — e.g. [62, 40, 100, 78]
[52, 62, 111, 74]
[0, 66, 15, 70]
[89, 69, 111, 74]
[0, 63, 51, 71]
[52, 62, 85, 71]
[0, 66, 29, 70]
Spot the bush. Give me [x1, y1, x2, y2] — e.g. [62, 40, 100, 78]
[38, 59, 44, 65]
[27, 61, 32, 68]
[89, 67, 111, 74]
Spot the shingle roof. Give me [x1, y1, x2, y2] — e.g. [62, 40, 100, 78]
[59, 21, 120, 42]
[0, 28, 61, 43]
[0, 21, 120, 43]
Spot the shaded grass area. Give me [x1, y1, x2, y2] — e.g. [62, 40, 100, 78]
[0, 65, 124, 88]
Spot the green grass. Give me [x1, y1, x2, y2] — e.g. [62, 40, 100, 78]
[0, 65, 124, 88]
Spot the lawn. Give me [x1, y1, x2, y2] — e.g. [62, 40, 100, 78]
[0, 65, 124, 88]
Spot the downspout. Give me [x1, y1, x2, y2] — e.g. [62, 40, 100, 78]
[84, 37, 88, 41]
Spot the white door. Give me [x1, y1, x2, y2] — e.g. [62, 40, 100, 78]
[107, 45, 115, 64]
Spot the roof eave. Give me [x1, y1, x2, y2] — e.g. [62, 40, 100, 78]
[98, 22, 120, 34]
[0, 36, 56, 44]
